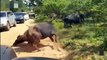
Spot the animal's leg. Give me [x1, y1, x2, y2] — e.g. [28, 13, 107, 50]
[28, 41, 33, 46]
[33, 40, 40, 51]
[28, 40, 40, 51]
[68, 23, 71, 27]
[64, 22, 68, 28]
[49, 34, 61, 51]
[27, 37, 40, 51]
[33, 44, 39, 50]
[49, 36, 55, 49]
[70, 23, 72, 28]
[53, 34, 57, 42]
[49, 34, 57, 43]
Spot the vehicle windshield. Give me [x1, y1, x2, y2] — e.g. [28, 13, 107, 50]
[14, 12, 25, 16]
[0, 12, 6, 17]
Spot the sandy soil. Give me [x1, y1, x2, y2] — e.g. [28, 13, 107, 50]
[0, 19, 68, 59]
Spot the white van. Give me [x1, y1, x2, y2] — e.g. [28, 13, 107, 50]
[0, 11, 16, 31]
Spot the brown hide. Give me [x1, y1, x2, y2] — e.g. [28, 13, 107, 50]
[13, 24, 57, 50]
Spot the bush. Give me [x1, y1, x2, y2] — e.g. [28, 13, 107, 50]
[35, 15, 48, 22]
[93, 27, 107, 41]
[52, 20, 64, 30]
[0, 0, 9, 11]
[35, 15, 64, 30]
[99, 37, 107, 50]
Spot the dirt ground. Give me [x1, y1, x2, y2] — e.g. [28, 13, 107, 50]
[0, 19, 68, 59]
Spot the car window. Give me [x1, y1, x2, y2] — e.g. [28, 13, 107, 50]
[7, 12, 11, 17]
[14, 13, 25, 16]
[0, 12, 6, 17]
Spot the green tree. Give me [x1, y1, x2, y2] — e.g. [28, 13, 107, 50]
[33, 0, 107, 22]
[0, 0, 9, 11]
[18, 0, 28, 12]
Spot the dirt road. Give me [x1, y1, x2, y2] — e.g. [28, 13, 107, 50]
[1, 19, 68, 59]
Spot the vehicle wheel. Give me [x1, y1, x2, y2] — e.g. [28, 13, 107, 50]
[21, 19, 25, 23]
[5, 22, 10, 31]
[13, 22, 16, 27]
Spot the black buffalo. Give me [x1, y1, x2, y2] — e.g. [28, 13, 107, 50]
[63, 12, 84, 28]
[13, 22, 57, 50]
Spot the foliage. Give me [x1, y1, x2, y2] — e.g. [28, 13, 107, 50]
[30, 0, 43, 6]
[61, 39, 104, 60]
[18, 0, 29, 12]
[33, 0, 107, 22]
[34, 0, 71, 18]
[2, 0, 107, 59]
[52, 20, 64, 30]
[32, 0, 107, 59]
[35, 14, 48, 22]
[0, 0, 9, 11]
[0, 0, 29, 12]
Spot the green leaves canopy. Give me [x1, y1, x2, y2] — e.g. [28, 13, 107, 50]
[33, 0, 107, 21]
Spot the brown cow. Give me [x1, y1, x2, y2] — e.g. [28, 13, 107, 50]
[13, 22, 57, 50]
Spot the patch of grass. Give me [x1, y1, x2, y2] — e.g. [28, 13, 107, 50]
[34, 17, 107, 60]
[54, 21, 107, 60]
[61, 39, 105, 60]
[52, 19, 64, 30]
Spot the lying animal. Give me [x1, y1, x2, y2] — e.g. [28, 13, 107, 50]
[13, 22, 57, 50]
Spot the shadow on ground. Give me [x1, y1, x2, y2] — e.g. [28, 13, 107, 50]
[12, 43, 50, 52]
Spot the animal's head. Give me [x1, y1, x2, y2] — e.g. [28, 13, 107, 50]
[13, 35, 26, 46]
